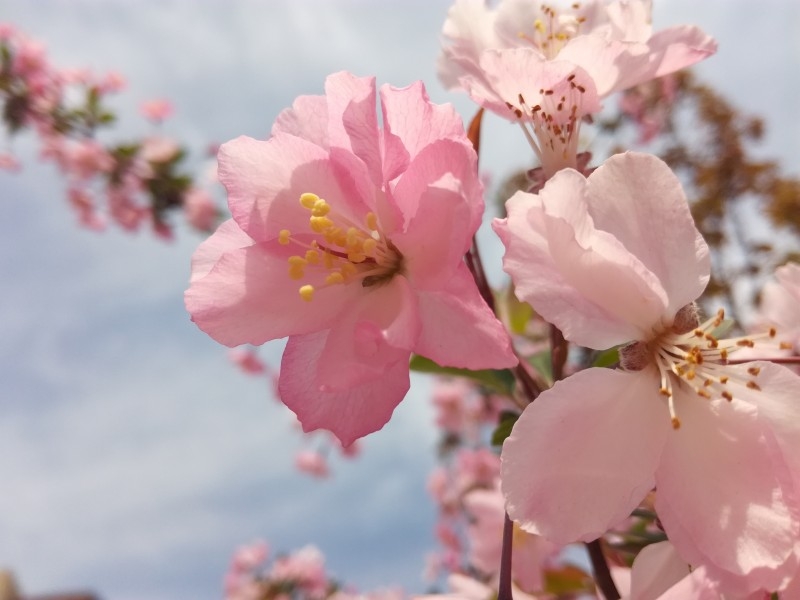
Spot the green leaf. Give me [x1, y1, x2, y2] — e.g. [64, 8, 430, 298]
[491, 411, 519, 446]
[409, 354, 515, 395]
[527, 349, 553, 386]
[543, 565, 592, 594]
[505, 286, 533, 335]
[592, 346, 620, 368]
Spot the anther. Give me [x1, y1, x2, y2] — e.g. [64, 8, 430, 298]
[278, 229, 291, 245]
[299, 285, 314, 302]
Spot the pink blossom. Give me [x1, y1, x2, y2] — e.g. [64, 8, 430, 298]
[438, 0, 715, 177]
[140, 98, 174, 122]
[462, 486, 556, 592]
[494, 152, 800, 593]
[185, 72, 517, 445]
[228, 347, 266, 375]
[439, 0, 716, 100]
[0, 152, 21, 172]
[231, 540, 270, 572]
[294, 449, 329, 478]
[99, 71, 126, 93]
[139, 135, 180, 164]
[270, 545, 328, 597]
[183, 187, 218, 232]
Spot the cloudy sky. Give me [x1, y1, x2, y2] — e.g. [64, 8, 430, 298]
[1, 1, 798, 599]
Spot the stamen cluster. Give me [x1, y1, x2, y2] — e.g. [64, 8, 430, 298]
[621, 307, 785, 429]
[278, 193, 403, 302]
[519, 3, 588, 59]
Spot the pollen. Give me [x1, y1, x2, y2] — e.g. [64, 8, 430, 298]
[299, 285, 315, 302]
[629, 302, 784, 431]
[280, 192, 404, 302]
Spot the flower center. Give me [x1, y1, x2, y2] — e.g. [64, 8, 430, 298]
[506, 75, 591, 178]
[620, 305, 783, 430]
[279, 193, 403, 302]
[518, 3, 588, 60]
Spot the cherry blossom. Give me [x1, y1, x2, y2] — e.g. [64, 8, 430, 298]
[185, 71, 517, 446]
[439, 0, 717, 100]
[438, 0, 716, 177]
[494, 152, 800, 594]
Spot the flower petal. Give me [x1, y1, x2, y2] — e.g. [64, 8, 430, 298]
[189, 218, 254, 283]
[414, 263, 517, 369]
[629, 541, 692, 600]
[279, 330, 411, 446]
[495, 169, 670, 349]
[316, 276, 420, 391]
[218, 134, 363, 242]
[502, 367, 669, 545]
[324, 71, 383, 187]
[185, 240, 357, 347]
[655, 392, 799, 593]
[272, 93, 329, 148]
[585, 152, 710, 317]
[380, 80, 468, 183]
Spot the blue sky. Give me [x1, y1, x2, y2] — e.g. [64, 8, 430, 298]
[0, 1, 798, 599]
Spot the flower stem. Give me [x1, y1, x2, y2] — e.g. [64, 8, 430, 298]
[498, 513, 514, 600]
[549, 324, 568, 381]
[586, 539, 620, 600]
[464, 108, 542, 404]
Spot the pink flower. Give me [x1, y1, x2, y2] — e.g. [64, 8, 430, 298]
[294, 450, 329, 478]
[493, 152, 800, 593]
[270, 545, 328, 597]
[439, 0, 716, 100]
[462, 486, 556, 592]
[183, 187, 218, 232]
[228, 347, 266, 375]
[140, 98, 174, 122]
[139, 135, 180, 164]
[185, 72, 517, 446]
[438, 0, 715, 177]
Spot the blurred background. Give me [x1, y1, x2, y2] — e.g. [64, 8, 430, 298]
[0, 1, 797, 598]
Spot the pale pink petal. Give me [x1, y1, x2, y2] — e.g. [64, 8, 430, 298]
[558, 36, 647, 97]
[391, 161, 479, 283]
[272, 94, 329, 147]
[654, 566, 720, 600]
[655, 392, 799, 593]
[185, 240, 358, 347]
[380, 80, 468, 183]
[218, 135, 367, 242]
[495, 168, 670, 349]
[585, 152, 710, 317]
[628, 542, 691, 600]
[324, 72, 382, 187]
[438, 0, 500, 89]
[732, 362, 800, 507]
[414, 263, 516, 369]
[559, 26, 716, 97]
[279, 331, 410, 446]
[636, 25, 718, 85]
[189, 219, 254, 283]
[316, 276, 420, 391]
[502, 367, 669, 545]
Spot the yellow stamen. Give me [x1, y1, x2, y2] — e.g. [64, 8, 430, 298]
[299, 285, 314, 302]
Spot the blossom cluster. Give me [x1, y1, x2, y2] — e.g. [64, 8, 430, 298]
[187, 0, 800, 597]
[0, 23, 218, 235]
[3, 0, 792, 598]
